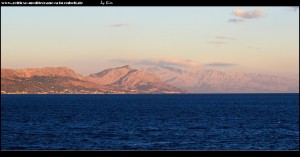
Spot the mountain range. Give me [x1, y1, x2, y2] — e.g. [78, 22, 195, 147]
[137, 65, 299, 93]
[1, 65, 298, 94]
[1, 66, 182, 94]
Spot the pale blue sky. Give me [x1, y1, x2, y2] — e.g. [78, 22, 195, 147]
[1, 7, 299, 78]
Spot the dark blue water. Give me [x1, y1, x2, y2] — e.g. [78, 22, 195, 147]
[1, 94, 299, 150]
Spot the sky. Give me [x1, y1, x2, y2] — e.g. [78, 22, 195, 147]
[1, 7, 299, 78]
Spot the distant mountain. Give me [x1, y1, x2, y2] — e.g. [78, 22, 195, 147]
[86, 65, 131, 85]
[1, 67, 84, 80]
[87, 65, 183, 93]
[1, 66, 183, 94]
[137, 65, 299, 93]
[2, 65, 297, 94]
[1, 67, 108, 94]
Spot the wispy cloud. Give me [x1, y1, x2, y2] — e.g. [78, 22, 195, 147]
[140, 59, 201, 67]
[108, 24, 128, 27]
[205, 36, 236, 45]
[214, 36, 236, 40]
[229, 8, 265, 23]
[207, 41, 227, 44]
[109, 58, 202, 68]
[228, 18, 244, 23]
[205, 63, 237, 67]
[232, 8, 265, 19]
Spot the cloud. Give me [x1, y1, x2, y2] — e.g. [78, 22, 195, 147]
[229, 8, 265, 23]
[214, 36, 236, 40]
[232, 8, 265, 19]
[205, 36, 236, 45]
[109, 58, 202, 68]
[140, 58, 201, 67]
[108, 24, 128, 27]
[205, 63, 237, 67]
[228, 18, 244, 23]
[207, 41, 227, 44]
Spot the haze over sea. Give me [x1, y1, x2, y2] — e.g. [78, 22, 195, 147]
[1, 94, 299, 150]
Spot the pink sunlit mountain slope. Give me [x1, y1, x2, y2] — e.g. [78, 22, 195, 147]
[137, 65, 299, 93]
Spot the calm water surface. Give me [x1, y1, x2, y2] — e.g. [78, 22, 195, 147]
[1, 94, 299, 150]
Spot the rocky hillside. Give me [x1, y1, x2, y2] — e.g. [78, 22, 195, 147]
[1, 67, 84, 80]
[3, 64, 296, 94]
[87, 65, 183, 93]
[138, 65, 299, 93]
[86, 65, 131, 85]
[1, 66, 183, 94]
[1, 67, 109, 94]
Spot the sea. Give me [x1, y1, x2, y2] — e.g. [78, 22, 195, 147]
[1, 94, 299, 150]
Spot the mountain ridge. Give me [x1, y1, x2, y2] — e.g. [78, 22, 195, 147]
[137, 65, 299, 93]
[1, 67, 84, 80]
[1, 65, 299, 93]
[1, 66, 183, 94]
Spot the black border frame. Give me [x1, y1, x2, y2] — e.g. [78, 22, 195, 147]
[1, 0, 299, 156]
